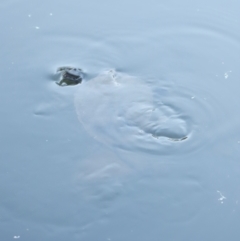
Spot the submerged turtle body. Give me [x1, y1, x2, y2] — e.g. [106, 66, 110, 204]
[74, 70, 189, 154]
[56, 67, 83, 86]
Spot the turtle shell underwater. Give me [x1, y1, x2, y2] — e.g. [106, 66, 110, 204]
[69, 69, 190, 154]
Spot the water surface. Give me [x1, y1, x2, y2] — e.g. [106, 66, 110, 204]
[0, 0, 240, 240]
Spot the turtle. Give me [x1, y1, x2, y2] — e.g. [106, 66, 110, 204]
[56, 67, 83, 86]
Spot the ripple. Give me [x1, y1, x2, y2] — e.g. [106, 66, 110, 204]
[74, 70, 217, 156]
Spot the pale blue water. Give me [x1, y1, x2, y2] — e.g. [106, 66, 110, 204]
[1, 0, 240, 240]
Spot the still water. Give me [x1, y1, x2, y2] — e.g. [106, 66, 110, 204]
[1, 0, 240, 240]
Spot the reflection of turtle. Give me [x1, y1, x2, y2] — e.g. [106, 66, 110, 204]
[56, 67, 83, 86]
